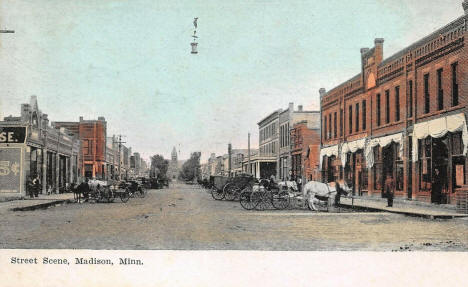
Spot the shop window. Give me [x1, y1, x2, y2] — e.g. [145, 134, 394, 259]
[395, 144, 403, 191]
[373, 147, 382, 191]
[451, 62, 458, 107]
[419, 138, 432, 192]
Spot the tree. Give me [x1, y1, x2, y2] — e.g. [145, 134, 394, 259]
[179, 152, 201, 181]
[150, 154, 169, 179]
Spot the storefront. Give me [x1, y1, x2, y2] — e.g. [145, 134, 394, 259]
[0, 97, 81, 198]
[412, 113, 467, 204]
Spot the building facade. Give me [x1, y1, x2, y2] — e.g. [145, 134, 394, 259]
[320, 2, 468, 204]
[53, 117, 107, 180]
[0, 96, 80, 198]
[258, 110, 280, 179]
[290, 120, 321, 182]
[278, 103, 320, 180]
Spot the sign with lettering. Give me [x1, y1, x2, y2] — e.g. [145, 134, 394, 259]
[0, 148, 22, 193]
[0, 127, 27, 144]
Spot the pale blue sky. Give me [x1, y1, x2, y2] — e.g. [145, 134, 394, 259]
[0, 0, 464, 162]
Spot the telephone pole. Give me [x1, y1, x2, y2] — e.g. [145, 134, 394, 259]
[113, 135, 126, 180]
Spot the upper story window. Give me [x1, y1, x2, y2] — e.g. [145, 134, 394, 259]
[408, 80, 413, 118]
[451, 62, 459, 107]
[333, 112, 337, 138]
[355, 103, 359, 133]
[424, 73, 430, 114]
[377, 94, 381, 126]
[385, 90, 390, 124]
[340, 109, 343, 137]
[348, 105, 353, 134]
[437, 68, 443, 111]
[324, 116, 327, 141]
[362, 100, 366, 130]
[395, 86, 400, 122]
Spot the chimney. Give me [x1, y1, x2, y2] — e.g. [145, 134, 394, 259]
[79, 116, 83, 122]
[360, 47, 369, 55]
[288, 102, 294, 111]
[319, 88, 326, 100]
[98, 116, 105, 121]
[374, 38, 384, 65]
[298, 105, 303, 112]
[463, 0, 468, 14]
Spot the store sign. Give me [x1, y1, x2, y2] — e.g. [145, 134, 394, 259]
[0, 148, 22, 193]
[0, 127, 26, 144]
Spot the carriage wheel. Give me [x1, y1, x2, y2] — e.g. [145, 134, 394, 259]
[224, 183, 240, 201]
[271, 191, 290, 210]
[254, 191, 270, 211]
[211, 187, 224, 200]
[120, 189, 130, 203]
[239, 189, 257, 210]
[137, 187, 146, 198]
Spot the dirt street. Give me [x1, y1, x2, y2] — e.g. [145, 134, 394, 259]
[0, 184, 467, 251]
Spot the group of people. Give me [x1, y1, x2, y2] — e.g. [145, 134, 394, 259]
[26, 175, 41, 198]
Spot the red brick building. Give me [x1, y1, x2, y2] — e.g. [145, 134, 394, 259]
[53, 117, 107, 179]
[290, 120, 321, 182]
[320, 2, 468, 204]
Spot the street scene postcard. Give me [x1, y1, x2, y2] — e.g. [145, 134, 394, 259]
[1, 0, 468, 286]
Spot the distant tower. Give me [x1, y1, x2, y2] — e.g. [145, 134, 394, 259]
[168, 146, 180, 180]
[171, 146, 178, 162]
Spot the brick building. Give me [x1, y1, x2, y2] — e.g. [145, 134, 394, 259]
[320, 1, 468, 204]
[0, 96, 80, 198]
[53, 117, 107, 179]
[290, 120, 321, 182]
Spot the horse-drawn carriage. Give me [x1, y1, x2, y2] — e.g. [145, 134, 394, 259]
[210, 174, 255, 201]
[239, 179, 352, 211]
[73, 179, 135, 203]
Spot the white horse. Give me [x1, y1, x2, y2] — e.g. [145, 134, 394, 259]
[302, 180, 352, 211]
[278, 181, 298, 192]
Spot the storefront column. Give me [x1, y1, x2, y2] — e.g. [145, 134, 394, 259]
[42, 148, 48, 194]
[256, 162, 260, 179]
[55, 153, 60, 193]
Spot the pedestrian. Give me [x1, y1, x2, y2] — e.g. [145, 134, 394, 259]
[32, 176, 41, 197]
[296, 176, 302, 193]
[384, 174, 394, 207]
[26, 176, 34, 198]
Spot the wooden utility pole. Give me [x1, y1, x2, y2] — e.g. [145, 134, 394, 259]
[113, 135, 126, 180]
[248, 133, 251, 175]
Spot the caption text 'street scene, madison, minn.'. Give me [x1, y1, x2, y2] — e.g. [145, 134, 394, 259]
[1, 0, 468, 251]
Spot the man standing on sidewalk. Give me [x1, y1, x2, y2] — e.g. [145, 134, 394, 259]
[32, 176, 41, 197]
[384, 174, 394, 207]
[26, 176, 34, 198]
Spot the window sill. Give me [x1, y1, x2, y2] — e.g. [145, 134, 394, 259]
[417, 105, 464, 120]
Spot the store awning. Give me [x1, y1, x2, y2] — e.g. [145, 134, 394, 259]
[364, 132, 404, 168]
[340, 138, 367, 167]
[319, 144, 339, 168]
[412, 113, 468, 162]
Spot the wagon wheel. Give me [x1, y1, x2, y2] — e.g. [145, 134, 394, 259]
[271, 190, 290, 210]
[211, 186, 225, 200]
[254, 191, 271, 211]
[137, 187, 146, 198]
[224, 183, 241, 201]
[107, 189, 115, 203]
[120, 188, 130, 203]
[239, 188, 257, 210]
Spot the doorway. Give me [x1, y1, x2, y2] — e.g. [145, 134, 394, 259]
[431, 137, 448, 204]
[381, 144, 395, 198]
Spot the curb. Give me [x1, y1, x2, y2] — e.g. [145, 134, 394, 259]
[339, 203, 468, 219]
[10, 199, 74, 212]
